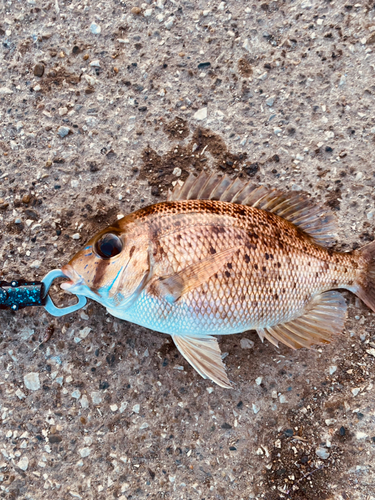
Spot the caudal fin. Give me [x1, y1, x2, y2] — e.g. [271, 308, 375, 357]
[355, 240, 375, 312]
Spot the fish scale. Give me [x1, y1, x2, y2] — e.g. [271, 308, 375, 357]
[121, 202, 358, 336]
[61, 172, 375, 388]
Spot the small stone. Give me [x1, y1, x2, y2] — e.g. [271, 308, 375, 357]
[30, 260, 41, 269]
[258, 72, 268, 80]
[274, 127, 282, 135]
[366, 348, 375, 357]
[139, 422, 149, 430]
[90, 59, 101, 67]
[351, 388, 360, 396]
[252, 403, 260, 414]
[165, 17, 174, 29]
[132, 404, 140, 414]
[58, 107, 68, 116]
[131, 6, 142, 15]
[33, 84, 41, 92]
[316, 446, 330, 460]
[110, 404, 118, 412]
[329, 365, 337, 375]
[45, 160, 53, 168]
[193, 107, 207, 120]
[172, 167, 182, 177]
[80, 395, 89, 409]
[242, 39, 251, 52]
[240, 338, 254, 349]
[79, 327, 91, 339]
[90, 22, 101, 34]
[16, 389, 26, 399]
[367, 33, 375, 45]
[0, 87, 13, 95]
[79, 447, 91, 458]
[117, 38, 130, 44]
[69, 389, 81, 400]
[266, 96, 275, 106]
[356, 431, 368, 440]
[72, 233, 81, 240]
[34, 63, 45, 77]
[57, 126, 70, 138]
[255, 377, 263, 386]
[91, 392, 102, 405]
[144, 8, 153, 16]
[279, 394, 287, 403]
[24, 372, 40, 391]
[17, 456, 29, 471]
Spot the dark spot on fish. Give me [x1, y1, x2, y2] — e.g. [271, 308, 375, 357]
[214, 273, 219, 279]
[343, 267, 347, 273]
[293, 282, 297, 289]
[176, 234, 182, 240]
[241, 294, 246, 301]
[212, 226, 226, 235]
[227, 263, 232, 269]
[246, 241, 257, 250]
[316, 272, 319, 277]
[333, 279, 338, 285]
[93, 259, 109, 288]
[278, 275, 282, 281]
[129, 246, 136, 258]
[252, 301, 258, 307]
[265, 253, 269, 260]
[322, 262, 330, 271]
[308, 262, 311, 266]
[277, 262, 281, 268]
[282, 288, 285, 293]
[225, 271, 231, 278]
[347, 280, 353, 286]
[262, 266, 266, 272]
[237, 208, 246, 216]
[210, 246, 216, 254]
[244, 254, 250, 264]
[274, 294, 278, 300]
[270, 254, 274, 260]
[254, 264, 258, 270]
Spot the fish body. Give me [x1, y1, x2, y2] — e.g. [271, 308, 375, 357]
[61, 173, 375, 387]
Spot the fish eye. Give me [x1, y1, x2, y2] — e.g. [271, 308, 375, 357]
[94, 233, 123, 259]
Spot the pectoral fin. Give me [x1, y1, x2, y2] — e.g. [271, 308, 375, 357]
[172, 334, 231, 388]
[154, 245, 240, 303]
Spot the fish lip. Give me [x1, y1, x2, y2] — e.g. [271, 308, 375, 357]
[60, 265, 83, 291]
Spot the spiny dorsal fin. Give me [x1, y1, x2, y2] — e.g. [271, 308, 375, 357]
[168, 172, 337, 247]
[257, 291, 347, 350]
[172, 334, 231, 388]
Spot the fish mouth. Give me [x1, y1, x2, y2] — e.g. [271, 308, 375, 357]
[60, 265, 83, 291]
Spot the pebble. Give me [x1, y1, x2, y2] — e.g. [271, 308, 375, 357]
[90, 22, 101, 34]
[255, 377, 263, 386]
[16, 388, 26, 399]
[33, 63, 45, 77]
[79, 447, 91, 458]
[57, 126, 70, 138]
[351, 388, 360, 396]
[165, 17, 174, 29]
[366, 348, 375, 357]
[72, 233, 81, 240]
[0, 87, 13, 95]
[258, 72, 268, 81]
[316, 446, 330, 460]
[193, 107, 207, 120]
[58, 107, 68, 116]
[240, 338, 254, 349]
[279, 395, 287, 403]
[30, 260, 41, 269]
[80, 395, 89, 409]
[132, 404, 140, 413]
[266, 96, 275, 106]
[33, 84, 41, 92]
[79, 327, 91, 339]
[242, 39, 251, 52]
[144, 8, 153, 16]
[110, 404, 118, 412]
[24, 372, 40, 391]
[172, 167, 182, 177]
[131, 6, 142, 15]
[72, 389, 81, 399]
[91, 392, 102, 405]
[329, 365, 337, 375]
[274, 127, 282, 135]
[90, 60, 101, 67]
[17, 456, 29, 471]
[252, 403, 260, 414]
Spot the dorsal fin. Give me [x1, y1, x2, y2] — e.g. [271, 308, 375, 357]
[167, 172, 337, 247]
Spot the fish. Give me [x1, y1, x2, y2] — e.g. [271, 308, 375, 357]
[60, 172, 375, 388]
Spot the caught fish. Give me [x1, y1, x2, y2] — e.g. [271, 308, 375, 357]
[61, 173, 375, 388]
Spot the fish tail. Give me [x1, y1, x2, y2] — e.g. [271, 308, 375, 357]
[355, 240, 375, 312]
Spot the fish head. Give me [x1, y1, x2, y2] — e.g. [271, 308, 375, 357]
[61, 218, 150, 309]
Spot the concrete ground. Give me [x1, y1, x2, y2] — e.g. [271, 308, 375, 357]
[1, 0, 375, 498]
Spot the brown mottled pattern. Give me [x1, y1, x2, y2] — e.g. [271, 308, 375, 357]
[117, 200, 361, 335]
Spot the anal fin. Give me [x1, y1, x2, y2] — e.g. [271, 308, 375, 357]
[256, 291, 347, 350]
[172, 334, 231, 389]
